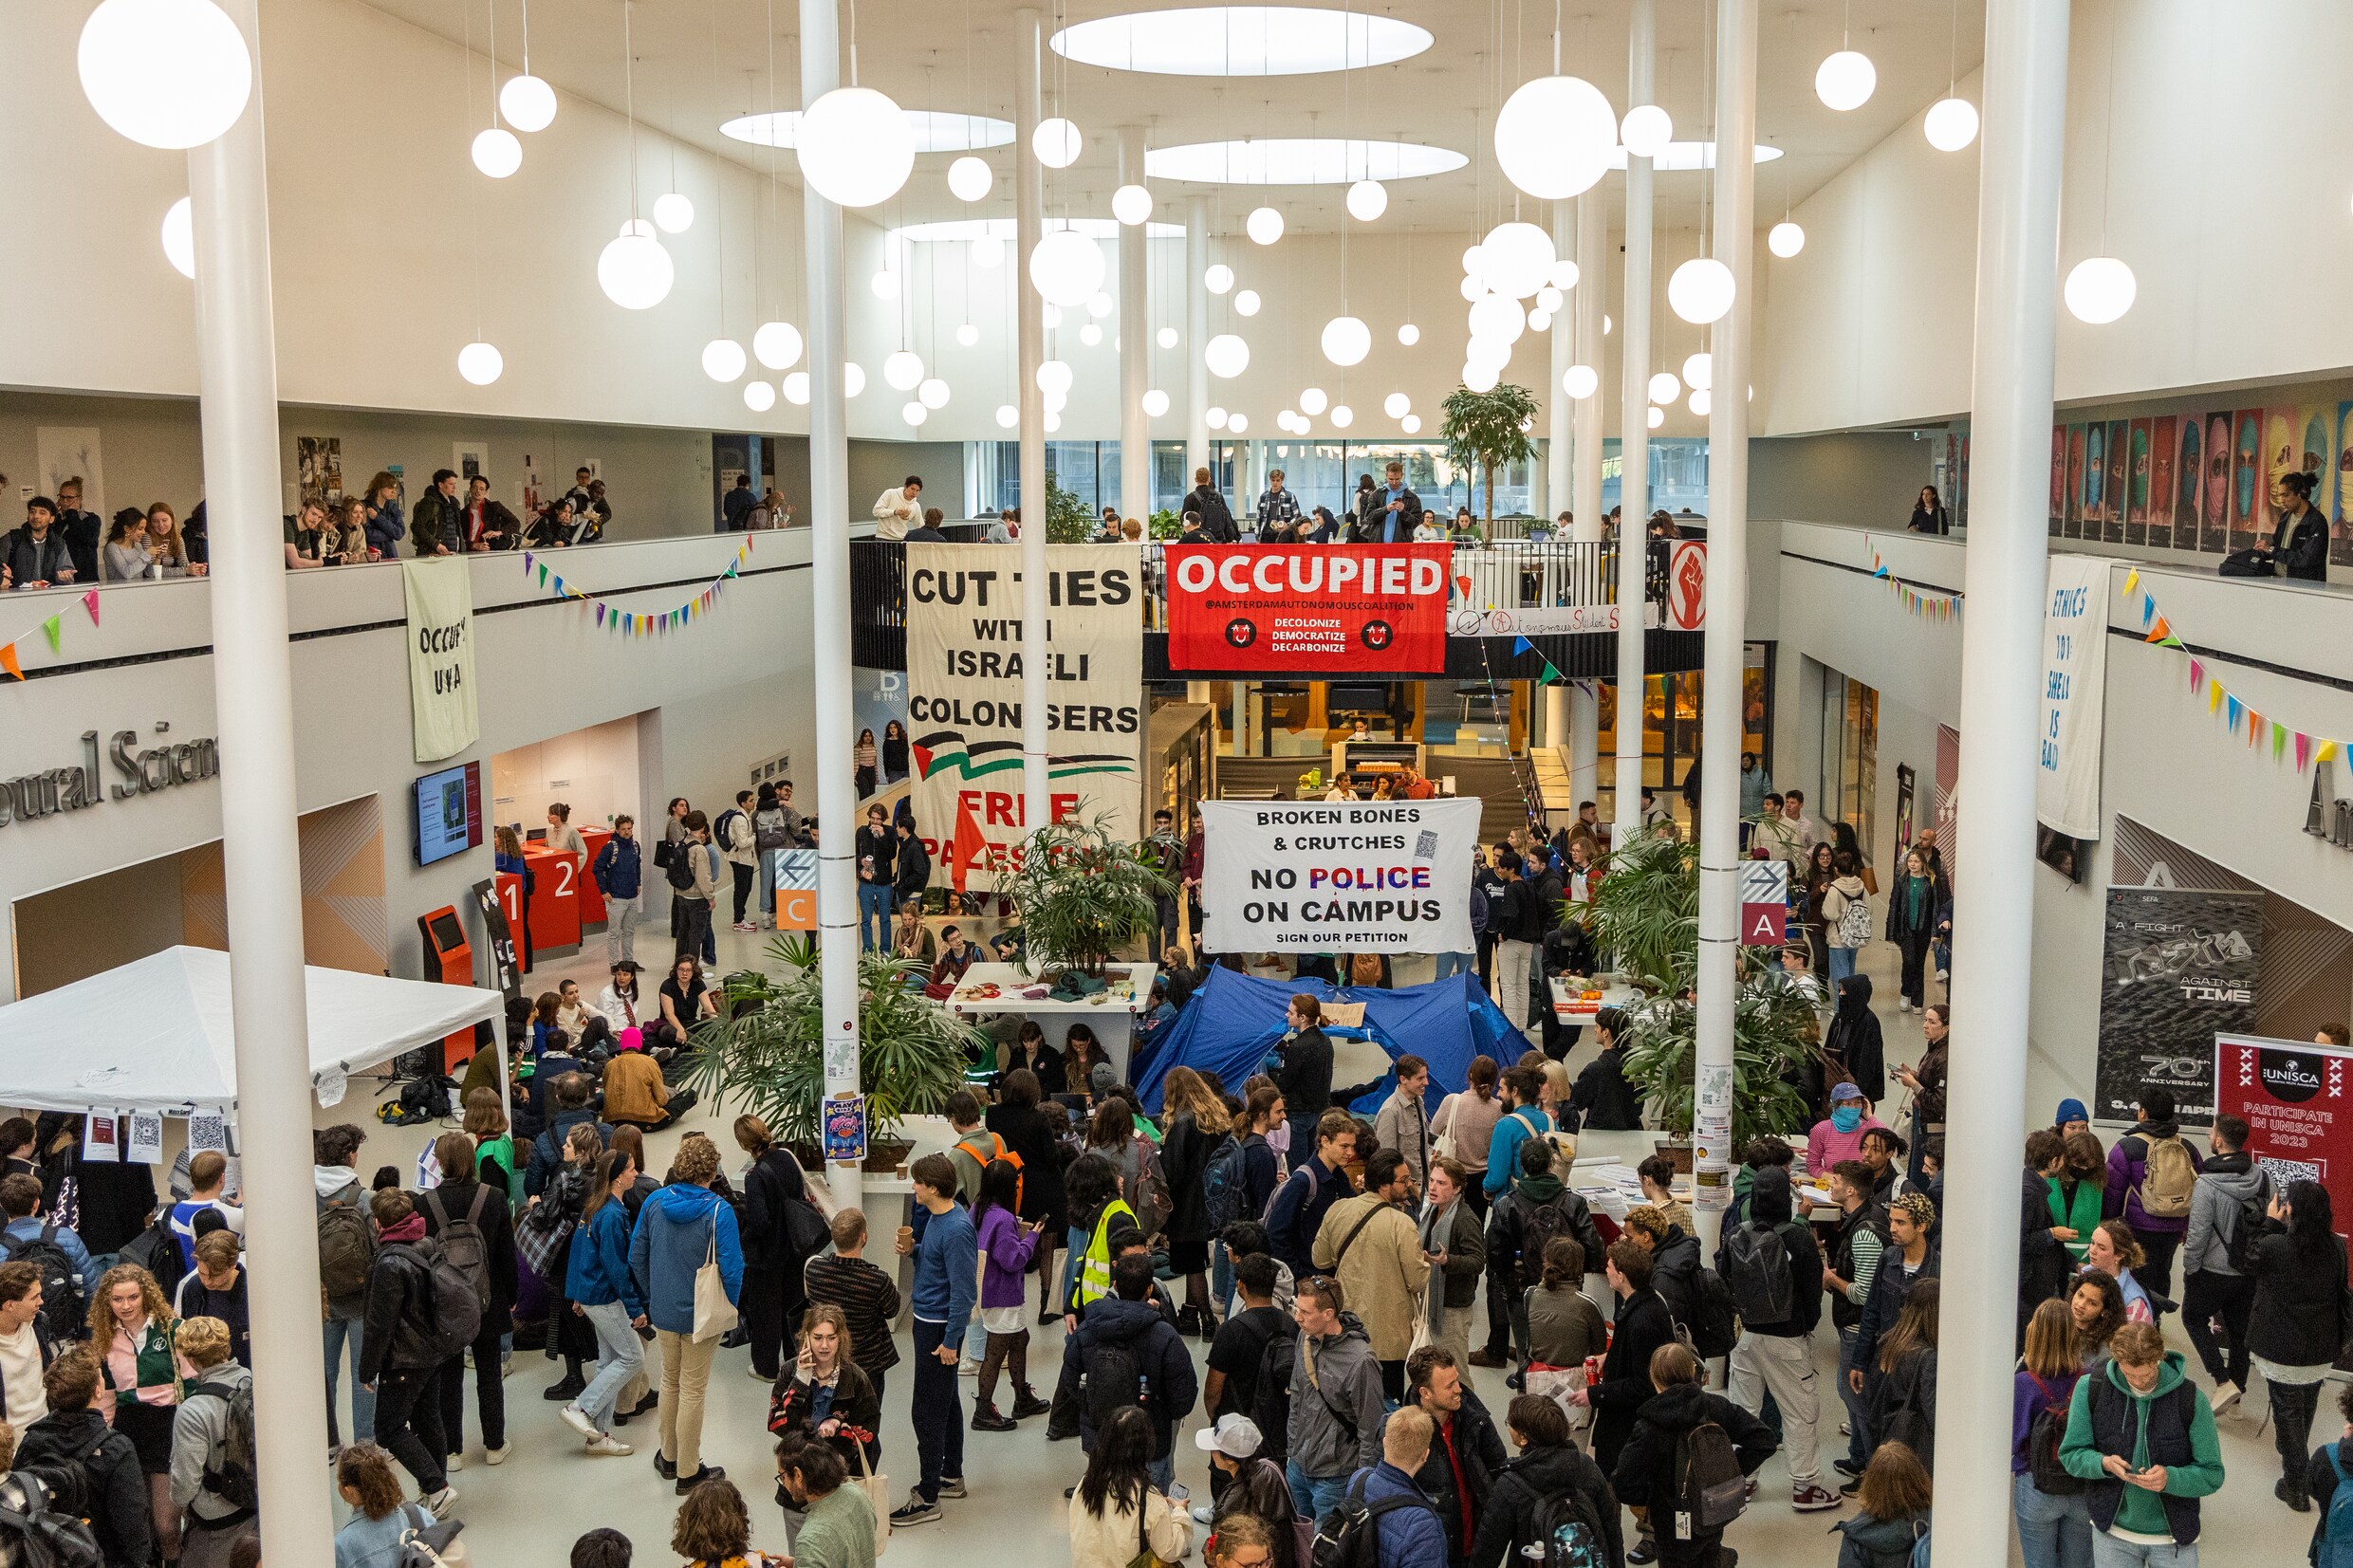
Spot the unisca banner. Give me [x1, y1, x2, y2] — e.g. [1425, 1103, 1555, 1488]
[1198, 798, 1481, 954]
[2215, 1032, 2353, 1229]
[905, 544, 1142, 888]
[2094, 886, 2260, 1122]
[1166, 544, 1452, 673]
[403, 558, 477, 764]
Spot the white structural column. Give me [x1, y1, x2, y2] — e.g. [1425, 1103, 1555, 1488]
[801, 0, 861, 1213]
[1185, 195, 1211, 488]
[1014, 8, 1049, 833]
[1547, 204, 1574, 519]
[184, 3, 333, 1559]
[1613, 0, 1658, 847]
[1567, 186, 1606, 808]
[1932, 1, 2070, 1553]
[1119, 126, 1150, 522]
[1691, 0, 1756, 1254]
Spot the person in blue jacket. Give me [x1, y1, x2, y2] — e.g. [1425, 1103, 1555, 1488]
[1482, 1065, 1551, 1201]
[591, 816, 644, 967]
[628, 1134, 742, 1494]
[1350, 1407, 1448, 1568]
[560, 1146, 646, 1455]
[892, 1153, 978, 1527]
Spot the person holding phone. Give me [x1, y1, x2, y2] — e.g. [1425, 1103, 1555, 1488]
[968, 1160, 1047, 1433]
[767, 1303, 880, 1479]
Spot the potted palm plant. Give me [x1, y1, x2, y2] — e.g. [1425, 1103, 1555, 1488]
[1001, 812, 1170, 978]
[1439, 381, 1539, 526]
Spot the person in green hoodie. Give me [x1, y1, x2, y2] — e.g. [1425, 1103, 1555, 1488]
[2058, 1320, 2225, 1564]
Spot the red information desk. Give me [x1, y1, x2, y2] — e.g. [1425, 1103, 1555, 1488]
[519, 844, 583, 954]
[576, 827, 612, 924]
[494, 871, 529, 970]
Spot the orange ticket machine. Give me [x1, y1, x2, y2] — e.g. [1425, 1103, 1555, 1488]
[417, 905, 477, 1071]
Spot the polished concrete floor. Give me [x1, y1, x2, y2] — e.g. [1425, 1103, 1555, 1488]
[325, 925, 2326, 1565]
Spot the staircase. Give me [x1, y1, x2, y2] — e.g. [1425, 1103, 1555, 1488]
[1438, 755, 1540, 841]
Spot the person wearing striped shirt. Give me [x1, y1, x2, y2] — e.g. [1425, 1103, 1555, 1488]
[804, 1208, 903, 1406]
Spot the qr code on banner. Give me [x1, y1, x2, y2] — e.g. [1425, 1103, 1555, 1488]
[1415, 830, 1437, 859]
[2259, 1156, 2321, 1189]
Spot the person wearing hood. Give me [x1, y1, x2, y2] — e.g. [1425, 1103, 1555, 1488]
[1566, 1007, 1643, 1132]
[2246, 1178, 2348, 1513]
[1312, 1151, 1428, 1401]
[16, 1348, 153, 1565]
[628, 1134, 744, 1496]
[1580, 1242, 1678, 1485]
[1823, 976, 1886, 1106]
[1486, 1139, 1606, 1371]
[1808, 1082, 1886, 1176]
[1388, 1347, 1507, 1568]
[315, 1123, 377, 1452]
[2057, 1321, 2224, 1555]
[1065, 1254, 1197, 1489]
[2102, 1088, 2203, 1310]
[358, 1190, 457, 1515]
[1470, 1392, 1621, 1568]
[1721, 1166, 1841, 1513]
[1609, 1342, 1776, 1568]
[1283, 1275, 1386, 1523]
[2179, 1113, 2268, 1415]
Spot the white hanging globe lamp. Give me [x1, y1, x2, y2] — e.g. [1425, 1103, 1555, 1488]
[653, 192, 695, 233]
[471, 127, 522, 178]
[2064, 256, 2137, 324]
[1667, 257, 1735, 324]
[1204, 334, 1250, 378]
[1346, 179, 1387, 222]
[1493, 74, 1619, 199]
[753, 321, 803, 370]
[1768, 221, 1806, 258]
[1619, 103, 1673, 159]
[1028, 231, 1106, 307]
[457, 341, 504, 386]
[1112, 183, 1154, 225]
[500, 73, 556, 133]
[948, 156, 994, 202]
[702, 339, 747, 382]
[78, 0, 253, 150]
[1246, 206, 1285, 245]
[1923, 97, 1979, 152]
[1815, 49, 1877, 112]
[796, 86, 916, 207]
[597, 231, 674, 309]
[1033, 117, 1083, 169]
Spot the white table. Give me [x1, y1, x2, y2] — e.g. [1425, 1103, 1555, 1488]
[1548, 974, 1641, 1024]
[942, 961, 1158, 1078]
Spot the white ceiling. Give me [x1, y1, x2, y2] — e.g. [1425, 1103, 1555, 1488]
[361, 0, 1988, 241]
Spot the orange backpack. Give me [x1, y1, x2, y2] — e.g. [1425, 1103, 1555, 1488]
[957, 1131, 1025, 1215]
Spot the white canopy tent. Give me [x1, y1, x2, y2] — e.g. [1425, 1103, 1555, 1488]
[0, 946, 505, 1116]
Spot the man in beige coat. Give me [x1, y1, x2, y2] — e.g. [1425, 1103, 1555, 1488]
[1312, 1148, 1427, 1403]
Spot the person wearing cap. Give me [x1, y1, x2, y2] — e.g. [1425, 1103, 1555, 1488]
[1849, 1191, 1940, 1416]
[1195, 1414, 1304, 1566]
[1806, 1082, 1887, 1175]
[2055, 1098, 2091, 1140]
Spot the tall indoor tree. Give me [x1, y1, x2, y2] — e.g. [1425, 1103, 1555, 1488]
[1439, 381, 1539, 524]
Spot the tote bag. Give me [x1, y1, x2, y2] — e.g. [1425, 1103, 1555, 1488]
[691, 1218, 739, 1342]
[857, 1441, 892, 1559]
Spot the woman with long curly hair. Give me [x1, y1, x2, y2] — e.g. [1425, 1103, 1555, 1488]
[2067, 1269, 2127, 1370]
[90, 1263, 181, 1561]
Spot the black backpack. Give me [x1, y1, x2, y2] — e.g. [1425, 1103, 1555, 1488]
[2022, 1373, 2084, 1497]
[2224, 1174, 2274, 1274]
[1, 1227, 84, 1346]
[1250, 1318, 1302, 1464]
[1669, 1420, 1747, 1539]
[120, 1212, 187, 1301]
[186, 1377, 259, 1513]
[1201, 1136, 1252, 1235]
[1526, 1489, 1612, 1568]
[0, 1471, 102, 1568]
[665, 845, 699, 892]
[1080, 1334, 1145, 1436]
[1720, 1223, 1797, 1327]
[1309, 1474, 1437, 1568]
[1515, 1196, 1574, 1279]
[1685, 1268, 1740, 1359]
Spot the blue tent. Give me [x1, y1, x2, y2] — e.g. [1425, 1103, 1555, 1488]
[1131, 966, 1529, 1116]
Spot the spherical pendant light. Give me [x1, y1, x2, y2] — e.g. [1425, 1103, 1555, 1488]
[919, 378, 952, 409]
[1086, 292, 1115, 320]
[500, 72, 556, 133]
[1204, 333, 1250, 378]
[1278, 412, 1300, 434]
[457, 341, 504, 386]
[1619, 103, 1673, 158]
[1562, 363, 1599, 399]
[1468, 292, 1527, 346]
[971, 233, 1005, 267]
[1033, 117, 1083, 169]
[702, 338, 747, 381]
[753, 322, 804, 370]
[1646, 404, 1665, 430]
[1548, 260, 1581, 291]
[1465, 338, 1510, 378]
[597, 231, 674, 309]
[1683, 352, 1714, 391]
[1045, 412, 1064, 434]
[653, 192, 695, 233]
[782, 371, 811, 405]
[1814, 49, 1877, 112]
[78, 0, 253, 150]
[1462, 360, 1501, 394]
[1228, 414, 1249, 434]
[1246, 206, 1285, 246]
[1401, 414, 1422, 434]
[1768, 221, 1806, 259]
[884, 350, 924, 391]
[1157, 326, 1179, 348]
[797, 86, 915, 207]
[159, 196, 195, 279]
[1141, 389, 1170, 417]
[1206, 406, 1229, 430]
[1036, 360, 1075, 398]
[1535, 285, 1565, 314]
[995, 404, 1019, 429]
[871, 269, 901, 300]
[1299, 387, 1328, 415]
[948, 155, 994, 202]
[1493, 74, 1619, 200]
[617, 217, 654, 238]
[1329, 405, 1353, 430]
[1112, 183, 1154, 225]
[1346, 179, 1388, 222]
[843, 361, 865, 397]
[1234, 289, 1262, 317]
[1457, 275, 1486, 304]
[902, 400, 928, 427]
[1080, 323, 1103, 346]
[956, 323, 980, 347]
[1397, 323, 1420, 346]
[2064, 257, 2137, 324]
[744, 379, 777, 412]
[1481, 220, 1556, 300]
[1527, 307, 1553, 333]
[1688, 387, 1713, 416]
[1923, 96, 1979, 152]
[1044, 304, 1064, 328]
[471, 127, 522, 178]
[1028, 230, 1106, 307]
[1667, 257, 1735, 324]
[1648, 371, 1681, 405]
[1383, 393, 1411, 418]
[1204, 264, 1234, 294]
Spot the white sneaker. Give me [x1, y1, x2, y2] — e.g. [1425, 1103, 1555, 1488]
[445, 1452, 464, 1472]
[958, 1357, 982, 1377]
[485, 1443, 510, 1467]
[1898, 998, 1914, 1013]
[1191, 1503, 1215, 1524]
[586, 1434, 635, 1456]
[560, 1405, 601, 1443]
[423, 1486, 458, 1521]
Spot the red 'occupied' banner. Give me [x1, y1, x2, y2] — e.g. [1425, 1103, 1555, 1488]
[1164, 544, 1454, 673]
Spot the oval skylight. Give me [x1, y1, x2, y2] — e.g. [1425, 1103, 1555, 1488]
[892, 217, 1187, 241]
[721, 109, 1013, 151]
[1147, 138, 1466, 186]
[1608, 141, 1784, 172]
[1052, 7, 1433, 77]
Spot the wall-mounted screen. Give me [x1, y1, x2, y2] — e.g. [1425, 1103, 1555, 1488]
[415, 762, 483, 866]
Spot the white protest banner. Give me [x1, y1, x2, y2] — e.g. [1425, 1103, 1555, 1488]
[2037, 554, 2109, 839]
[1198, 797, 1483, 954]
[403, 558, 479, 763]
[1448, 603, 1658, 636]
[904, 544, 1143, 888]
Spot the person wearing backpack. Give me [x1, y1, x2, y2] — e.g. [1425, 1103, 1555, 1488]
[171, 1232, 250, 1374]
[1164, 1068, 1234, 1341]
[1286, 1276, 1386, 1524]
[0, 1175, 96, 1333]
[1822, 1161, 1889, 1484]
[1832, 1441, 1932, 1568]
[1064, 1252, 1197, 1493]
[2303, 1380, 2353, 1566]
[1579, 1242, 1678, 1493]
[1267, 1113, 1359, 1282]
[2102, 1088, 2203, 1308]
[528, 1072, 615, 1199]
[1607, 1342, 1775, 1568]
[1487, 1139, 1605, 1373]
[1469, 1393, 1621, 1568]
[1312, 1152, 1428, 1404]
[1719, 1167, 1841, 1512]
[2248, 1179, 2351, 1515]
[419, 1134, 517, 1474]
[315, 1124, 378, 1454]
[0, 1263, 52, 1434]
[1822, 851, 1872, 985]
[357, 1189, 458, 1517]
[1338, 1406, 1447, 1568]
[89, 1262, 187, 1560]
[2179, 1112, 2267, 1416]
[2057, 1320, 2224, 1559]
[167, 1316, 255, 1567]
[15, 1348, 151, 1566]
[715, 790, 758, 932]
[2010, 1298, 2091, 1568]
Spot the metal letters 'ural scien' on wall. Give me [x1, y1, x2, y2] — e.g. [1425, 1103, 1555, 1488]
[0, 726, 220, 828]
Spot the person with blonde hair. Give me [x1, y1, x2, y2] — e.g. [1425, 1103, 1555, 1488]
[90, 1262, 183, 1559]
[1609, 1342, 1776, 1568]
[1206, 1510, 1277, 1568]
[170, 1315, 256, 1567]
[769, 1302, 881, 1475]
[630, 1132, 743, 1494]
[2057, 1320, 2223, 1559]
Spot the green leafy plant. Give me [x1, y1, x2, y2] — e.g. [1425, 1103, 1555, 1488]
[1148, 507, 1181, 540]
[1003, 811, 1170, 976]
[1439, 381, 1539, 525]
[1043, 477, 1095, 544]
[679, 933, 978, 1148]
[1584, 829, 1820, 1146]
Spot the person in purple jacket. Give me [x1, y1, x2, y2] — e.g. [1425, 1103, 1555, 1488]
[2103, 1087, 2203, 1309]
[969, 1159, 1047, 1432]
[2011, 1297, 2091, 1568]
